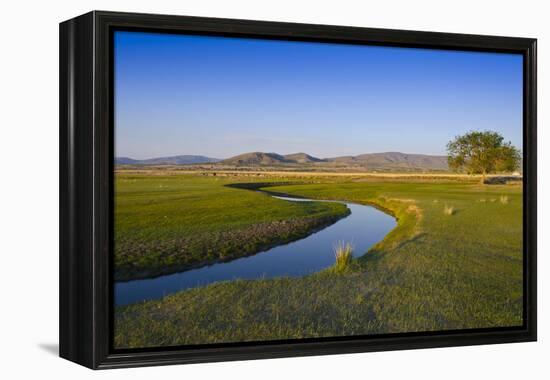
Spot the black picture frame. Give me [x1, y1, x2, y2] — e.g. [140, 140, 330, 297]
[59, 10, 537, 369]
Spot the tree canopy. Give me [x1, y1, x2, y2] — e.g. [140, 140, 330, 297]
[446, 131, 521, 175]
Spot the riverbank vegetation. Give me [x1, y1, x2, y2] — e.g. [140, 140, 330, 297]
[115, 174, 349, 281]
[114, 172, 522, 348]
[333, 241, 354, 273]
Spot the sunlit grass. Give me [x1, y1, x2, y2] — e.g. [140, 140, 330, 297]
[114, 173, 349, 281]
[333, 241, 354, 273]
[114, 174, 523, 348]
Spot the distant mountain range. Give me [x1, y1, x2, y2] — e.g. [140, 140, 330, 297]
[115, 155, 221, 165]
[221, 152, 324, 165]
[222, 151, 448, 171]
[326, 152, 449, 171]
[116, 151, 449, 171]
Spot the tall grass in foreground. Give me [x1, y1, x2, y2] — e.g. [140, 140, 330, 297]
[333, 241, 354, 273]
[443, 204, 455, 215]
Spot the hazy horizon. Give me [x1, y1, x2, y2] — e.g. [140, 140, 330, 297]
[116, 150, 453, 161]
[115, 31, 523, 160]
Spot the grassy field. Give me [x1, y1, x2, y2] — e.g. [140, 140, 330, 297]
[114, 172, 523, 348]
[115, 173, 349, 281]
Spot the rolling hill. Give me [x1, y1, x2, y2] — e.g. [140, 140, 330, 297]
[115, 155, 221, 165]
[222, 152, 326, 165]
[283, 153, 325, 163]
[222, 152, 290, 165]
[327, 152, 449, 171]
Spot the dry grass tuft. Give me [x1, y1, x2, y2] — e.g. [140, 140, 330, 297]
[407, 204, 422, 218]
[333, 241, 354, 273]
[443, 205, 455, 216]
[500, 195, 509, 204]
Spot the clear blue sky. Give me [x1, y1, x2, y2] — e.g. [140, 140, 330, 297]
[114, 31, 523, 159]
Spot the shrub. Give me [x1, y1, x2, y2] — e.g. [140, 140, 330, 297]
[333, 241, 353, 273]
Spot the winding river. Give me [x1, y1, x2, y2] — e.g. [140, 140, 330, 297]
[115, 195, 396, 306]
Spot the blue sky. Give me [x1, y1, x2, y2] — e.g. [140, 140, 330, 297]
[114, 31, 523, 159]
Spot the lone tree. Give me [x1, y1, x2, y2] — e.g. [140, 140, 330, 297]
[446, 131, 521, 177]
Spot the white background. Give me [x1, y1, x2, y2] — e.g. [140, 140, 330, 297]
[0, 0, 547, 378]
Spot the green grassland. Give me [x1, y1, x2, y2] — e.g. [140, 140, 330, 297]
[115, 174, 349, 281]
[114, 172, 523, 348]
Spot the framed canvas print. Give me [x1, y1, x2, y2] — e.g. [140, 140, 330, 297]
[59, 11, 537, 369]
